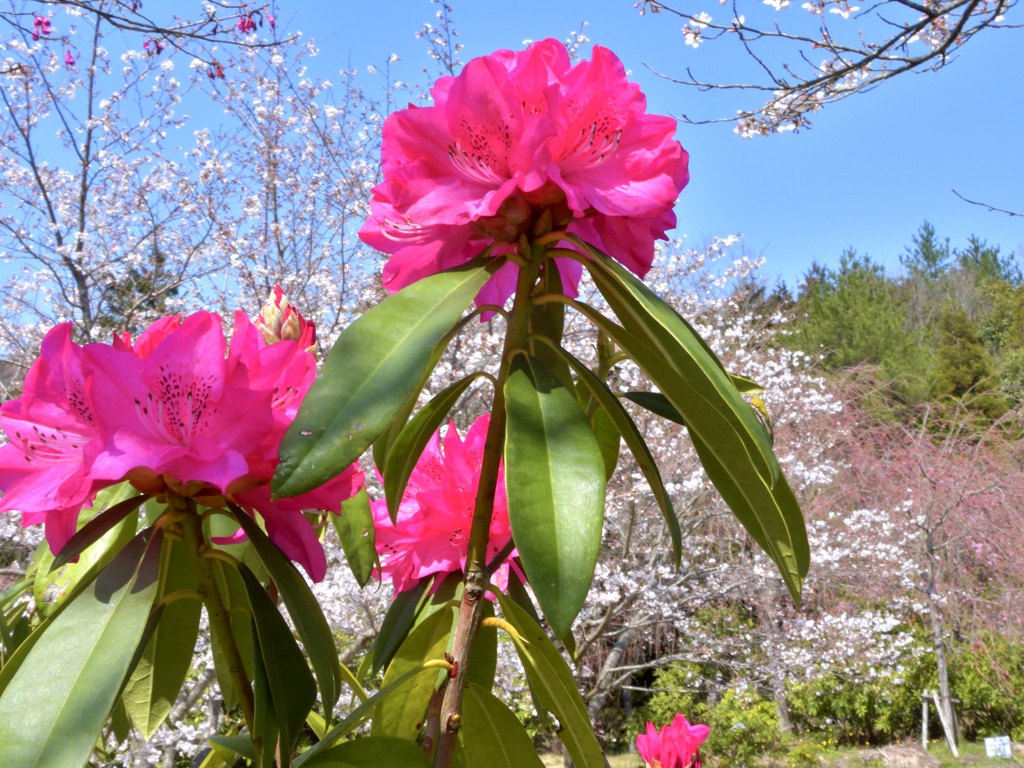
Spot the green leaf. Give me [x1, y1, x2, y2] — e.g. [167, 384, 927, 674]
[274, 260, 494, 497]
[34, 482, 143, 614]
[564, 245, 808, 601]
[294, 664, 442, 766]
[541, 344, 681, 567]
[122, 534, 202, 739]
[461, 683, 545, 768]
[363, 576, 430, 677]
[503, 572, 551, 720]
[207, 734, 258, 762]
[591, 403, 621, 481]
[302, 736, 431, 767]
[527, 259, 574, 390]
[331, 488, 377, 587]
[209, 559, 255, 712]
[504, 354, 606, 637]
[622, 391, 686, 425]
[730, 373, 765, 393]
[384, 373, 486, 522]
[574, 239, 777, 483]
[0, 528, 161, 768]
[373, 605, 455, 740]
[495, 594, 605, 768]
[373, 304, 489, 475]
[240, 564, 317, 765]
[50, 491, 149, 571]
[466, 599, 498, 691]
[228, 503, 342, 718]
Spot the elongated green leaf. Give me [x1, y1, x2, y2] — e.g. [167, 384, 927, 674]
[122, 534, 202, 739]
[363, 576, 430, 677]
[251, 635, 280, 768]
[504, 354, 606, 638]
[730, 373, 764, 393]
[591, 403, 620, 481]
[373, 301, 491, 474]
[207, 734, 258, 762]
[332, 488, 377, 587]
[563, 295, 808, 602]
[574, 240, 777, 483]
[35, 482, 143, 614]
[622, 391, 685, 424]
[0, 528, 161, 768]
[50, 491, 149, 570]
[303, 736, 431, 767]
[495, 594, 605, 768]
[461, 683, 545, 768]
[294, 664, 442, 766]
[228, 504, 341, 718]
[275, 260, 494, 497]
[384, 373, 486, 521]
[240, 565, 317, 764]
[373, 605, 455, 740]
[210, 559, 255, 712]
[539, 342, 681, 566]
[466, 599, 498, 691]
[527, 260, 574, 390]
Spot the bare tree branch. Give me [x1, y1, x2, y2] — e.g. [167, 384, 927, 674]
[636, 0, 1018, 136]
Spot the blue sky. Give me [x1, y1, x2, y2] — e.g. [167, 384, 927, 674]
[280, 0, 1023, 288]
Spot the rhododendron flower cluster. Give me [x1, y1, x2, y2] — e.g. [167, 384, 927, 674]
[372, 416, 515, 594]
[0, 310, 362, 581]
[359, 38, 689, 308]
[637, 715, 710, 768]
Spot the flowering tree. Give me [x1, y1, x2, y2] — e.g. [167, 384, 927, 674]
[634, 0, 1018, 136]
[0, 35, 808, 768]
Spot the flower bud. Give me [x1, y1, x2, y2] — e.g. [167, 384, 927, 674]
[255, 285, 316, 350]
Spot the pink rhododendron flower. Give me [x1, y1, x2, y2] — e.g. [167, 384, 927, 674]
[636, 715, 710, 768]
[372, 416, 515, 594]
[32, 15, 51, 40]
[359, 38, 688, 309]
[0, 311, 363, 581]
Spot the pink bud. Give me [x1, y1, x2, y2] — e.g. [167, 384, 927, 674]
[255, 285, 316, 350]
[64, 50, 74, 67]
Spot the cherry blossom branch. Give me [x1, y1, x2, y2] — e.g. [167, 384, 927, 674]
[434, 251, 541, 768]
[636, 0, 1017, 135]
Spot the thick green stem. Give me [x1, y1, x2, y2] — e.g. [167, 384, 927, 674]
[180, 505, 256, 732]
[433, 247, 542, 767]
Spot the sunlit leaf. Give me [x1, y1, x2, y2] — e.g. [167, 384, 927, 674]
[373, 605, 455, 741]
[302, 736, 431, 767]
[504, 354, 606, 637]
[228, 503, 341, 718]
[0, 529, 161, 768]
[122, 534, 202, 739]
[332, 488, 377, 587]
[384, 373, 486, 522]
[274, 260, 494, 498]
[240, 564, 317, 764]
[495, 594, 605, 768]
[461, 683, 545, 768]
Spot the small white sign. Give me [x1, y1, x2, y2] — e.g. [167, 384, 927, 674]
[984, 735, 1012, 759]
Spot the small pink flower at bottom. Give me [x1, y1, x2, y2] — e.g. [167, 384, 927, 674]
[636, 715, 710, 768]
[371, 415, 515, 595]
